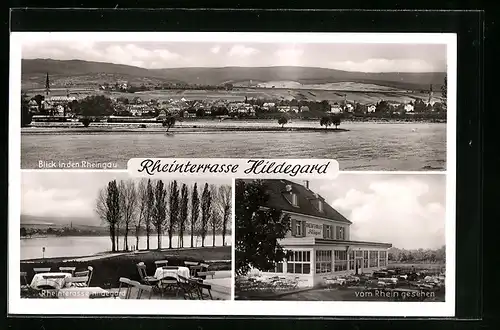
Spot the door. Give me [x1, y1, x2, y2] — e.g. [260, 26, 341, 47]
[355, 258, 362, 275]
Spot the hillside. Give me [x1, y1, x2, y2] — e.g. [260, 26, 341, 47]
[21, 214, 102, 228]
[22, 59, 446, 91]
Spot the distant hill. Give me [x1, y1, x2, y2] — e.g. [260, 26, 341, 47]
[21, 214, 102, 228]
[22, 59, 446, 91]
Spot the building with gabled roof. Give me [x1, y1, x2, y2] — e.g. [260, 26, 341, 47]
[240, 179, 392, 287]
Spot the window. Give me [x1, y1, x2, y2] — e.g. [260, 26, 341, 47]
[369, 251, 378, 267]
[363, 251, 369, 268]
[275, 262, 284, 273]
[379, 251, 387, 267]
[295, 220, 303, 236]
[291, 193, 299, 207]
[325, 225, 333, 239]
[318, 200, 323, 212]
[336, 226, 345, 240]
[334, 250, 347, 272]
[287, 251, 311, 274]
[348, 250, 355, 270]
[315, 250, 332, 274]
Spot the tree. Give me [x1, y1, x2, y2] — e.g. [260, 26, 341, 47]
[135, 179, 149, 250]
[375, 100, 390, 113]
[21, 93, 32, 127]
[144, 179, 154, 250]
[331, 114, 341, 129]
[162, 116, 176, 132]
[320, 116, 332, 130]
[20, 227, 27, 237]
[168, 180, 180, 249]
[217, 185, 232, 246]
[33, 94, 45, 111]
[200, 183, 212, 247]
[441, 76, 447, 101]
[178, 184, 189, 248]
[118, 180, 137, 251]
[278, 115, 288, 128]
[75, 95, 114, 117]
[81, 117, 91, 127]
[235, 180, 291, 276]
[153, 180, 167, 250]
[210, 185, 222, 247]
[190, 183, 200, 247]
[95, 180, 121, 252]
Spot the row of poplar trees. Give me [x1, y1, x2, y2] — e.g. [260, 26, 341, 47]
[96, 179, 232, 252]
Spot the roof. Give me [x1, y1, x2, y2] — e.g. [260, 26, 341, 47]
[242, 179, 352, 224]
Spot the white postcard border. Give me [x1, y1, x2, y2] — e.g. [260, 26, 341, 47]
[9, 32, 456, 317]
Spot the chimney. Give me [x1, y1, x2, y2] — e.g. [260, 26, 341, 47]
[303, 180, 309, 189]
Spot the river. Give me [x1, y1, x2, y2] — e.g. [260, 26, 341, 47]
[20, 234, 232, 260]
[21, 120, 446, 171]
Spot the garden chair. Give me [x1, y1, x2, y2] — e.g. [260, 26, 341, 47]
[65, 275, 90, 287]
[188, 265, 203, 277]
[197, 271, 216, 279]
[195, 281, 213, 300]
[20, 271, 28, 288]
[154, 260, 169, 267]
[33, 267, 51, 274]
[59, 267, 76, 275]
[117, 277, 134, 299]
[177, 275, 199, 299]
[159, 276, 180, 298]
[73, 266, 93, 286]
[136, 262, 160, 288]
[135, 283, 154, 300]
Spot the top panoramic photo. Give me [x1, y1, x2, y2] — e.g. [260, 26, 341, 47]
[14, 33, 454, 171]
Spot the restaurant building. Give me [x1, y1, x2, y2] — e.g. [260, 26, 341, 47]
[254, 179, 392, 287]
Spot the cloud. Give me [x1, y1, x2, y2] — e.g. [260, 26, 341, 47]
[328, 58, 438, 73]
[331, 177, 445, 249]
[211, 45, 221, 54]
[21, 187, 94, 219]
[22, 41, 181, 69]
[228, 45, 259, 57]
[274, 48, 304, 65]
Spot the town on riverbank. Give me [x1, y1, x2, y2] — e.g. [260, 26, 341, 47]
[21, 73, 447, 130]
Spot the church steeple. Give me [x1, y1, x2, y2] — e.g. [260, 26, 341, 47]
[45, 72, 50, 97]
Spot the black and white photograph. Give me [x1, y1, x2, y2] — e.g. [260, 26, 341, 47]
[235, 174, 447, 302]
[19, 171, 232, 300]
[19, 33, 448, 171]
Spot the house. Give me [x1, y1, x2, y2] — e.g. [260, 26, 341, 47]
[128, 104, 153, 116]
[329, 103, 342, 114]
[245, 179, 391, 288]
[290, 106, 299, 113]
[300, 105, 310, 113]
[404, 103, 415, 113]
[277, 105, 290, 113]
[367, 104, 376, 113]
[28, 99, 38, 112]
[183, 109, 197, 118]
[345, 103, 354, 113]
[157, 110, 167, 121]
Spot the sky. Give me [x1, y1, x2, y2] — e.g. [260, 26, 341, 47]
[21, 172, 231, 225]
[22, 41, 447, 72]
[295, 173, 446, 250]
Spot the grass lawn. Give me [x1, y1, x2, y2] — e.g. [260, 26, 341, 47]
[20, 246, 231, 289]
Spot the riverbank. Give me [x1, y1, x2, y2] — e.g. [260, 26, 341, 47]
[20, 246, 232, 289]
[22, 124, 351, 134]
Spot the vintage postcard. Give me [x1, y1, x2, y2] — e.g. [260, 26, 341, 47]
[9, 32, 456, 317]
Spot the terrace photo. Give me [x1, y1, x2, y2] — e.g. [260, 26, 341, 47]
[234, 174, 447, 301]
[17, 33, 451, 171]
[19, 171, 232, 300]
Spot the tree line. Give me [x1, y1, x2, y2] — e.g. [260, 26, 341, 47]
[96, 179, 232, 252]
[388, 246, 446, 264]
